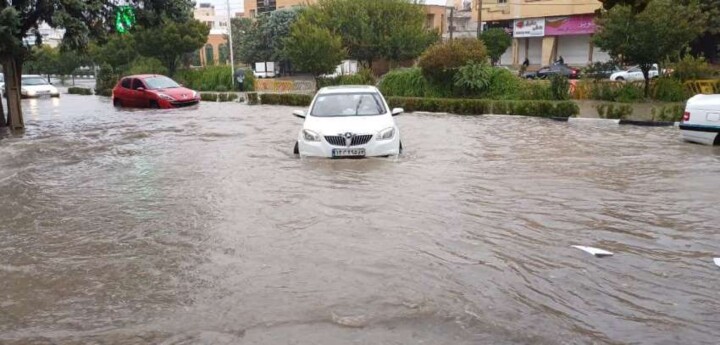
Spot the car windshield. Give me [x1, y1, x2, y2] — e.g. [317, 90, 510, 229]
[143, 76, 180, 89]
[22, 77, 48, 86]
[310, 92, 386, 117]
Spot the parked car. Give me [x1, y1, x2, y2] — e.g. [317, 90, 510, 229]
[112, 74, 200, 109]
[583, 63, 623, 80]
[523, 64, 580, 79]
[679, 94, 720, 145]
[20, 75, 60, 98]
[609, 64, 660, 81]
[292, 85, 403, 158]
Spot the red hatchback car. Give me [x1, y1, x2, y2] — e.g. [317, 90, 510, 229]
[112, 74, 200, 109]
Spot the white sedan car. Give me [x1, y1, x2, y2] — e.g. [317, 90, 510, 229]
[680, 94, 720, 145]
[609, 64, 660, 81]
[20, 75, 60, 98]
[293, 86, 403, 158]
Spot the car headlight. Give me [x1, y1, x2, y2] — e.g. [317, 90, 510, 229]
[302, 129, 320, 142]
[157, 93, 175, 101]
[377, 127, 395, 141]
[192, 91, 198, 99]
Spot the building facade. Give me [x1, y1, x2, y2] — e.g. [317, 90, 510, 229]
[472, 0, 608, 66]
[193, 3, 232, 66]
[242, 0, 450, 36]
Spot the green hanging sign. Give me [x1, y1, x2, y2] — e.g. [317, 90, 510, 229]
[115, 6, 136, 34]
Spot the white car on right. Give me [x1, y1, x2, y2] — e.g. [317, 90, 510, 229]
[680, 94, 720, 146]
[609, 64, 660, 81]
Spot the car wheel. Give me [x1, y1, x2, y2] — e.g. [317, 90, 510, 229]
[113, 98, 122, 107]
[714, 134, 720, 146]
[149, 100, 159, 109]
[293, 141, 299, 155]
[51, 94, 60, 98]
[615, 77, 624, 81]
[399, 141, 403, 154]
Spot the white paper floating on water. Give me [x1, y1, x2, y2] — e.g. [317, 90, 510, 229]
[572, 245, 614, 257]
[714, 258, 720, 267]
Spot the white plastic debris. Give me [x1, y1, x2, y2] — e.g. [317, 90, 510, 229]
[572, 245, 614, 257]
[714, 258, 720, 267]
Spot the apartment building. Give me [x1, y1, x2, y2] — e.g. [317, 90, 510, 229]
[193, 3, 232, 66]
[243, 0, 450, 36]
[473, 0, 608, 66]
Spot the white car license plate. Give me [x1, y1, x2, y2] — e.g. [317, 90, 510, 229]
[332, 148, 365, 157]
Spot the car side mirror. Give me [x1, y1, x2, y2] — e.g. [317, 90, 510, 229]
[136, 87, 145, 92]
[391, 108, 404, 116]
[293, 110, 306, 118]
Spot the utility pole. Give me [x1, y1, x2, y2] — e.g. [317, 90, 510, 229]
[476, 0, 483, 39]
[226, 0, 235, 89]
[449, 6, 454, 40]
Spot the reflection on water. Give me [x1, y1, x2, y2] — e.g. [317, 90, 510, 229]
[1, 96, 719, 344]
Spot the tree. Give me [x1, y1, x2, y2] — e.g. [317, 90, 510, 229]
[0, 0, 193, 129]
[284, 21, 346, 80]
[480, 28, 512, 66]
[418, 38, 488, 89]
[232, 8, 302, 74]
[133, 18, 209, 76]
[593, 0, 706, 96]
[89, 34, 138, 73]
[300, 0, 437, 67]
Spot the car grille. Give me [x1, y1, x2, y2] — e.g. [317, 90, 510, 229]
[171, 100, 199, 108]
[324, 134, 373, 147]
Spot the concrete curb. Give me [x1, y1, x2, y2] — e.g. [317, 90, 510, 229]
[568, 118, 620, 125]
[568, 117, 679, 127]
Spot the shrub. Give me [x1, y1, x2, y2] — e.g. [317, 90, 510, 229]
[519, 80, 552, 100]
[243, 69, 255, 92]
[386, 97, 578, 117]
[260, 93, 313, 106]
[378, 67, 446, 98]
[653, 77, 687, 102]
[453, 62, 493, 97]
[651, 103, 685, 122]
[595, 103, 633, 119]
[550, 74, 570, 100]
[215, 85, 229, 92]
[418, 38, 488, 86]
[247, 92, 259, 105]
[589, 81, 618, 101]
[217, 93, 230, 102]
[128, 57, 168, 76]
[227, 93, 239, 101]
[95, 63, 116, 97]
[200, 93, 218, 102]
[316, 69, 376, 89]
[487, 68, 523, 100]
[175, 66, 233, 92]
[615, 83, 644, 102]
[670, 55, 716, 81]
[68, 87, 92, 95]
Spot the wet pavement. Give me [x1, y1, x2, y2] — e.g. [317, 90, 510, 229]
[1, 95, 719, 344]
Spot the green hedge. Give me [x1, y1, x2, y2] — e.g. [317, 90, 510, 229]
[651, 103, 685, 122]
[387, 97, 579, 117]
[253, 93, 578, 117]
[247, 92, 259, 105]
[68, 87, 92, 95]
[260, 93, 313, 106]
[595, 103, 634, 119]
[175, 66, 234, 92]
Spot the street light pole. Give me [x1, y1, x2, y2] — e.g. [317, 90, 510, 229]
[476, 0, 483, 39]
[226, 0, 235, 89]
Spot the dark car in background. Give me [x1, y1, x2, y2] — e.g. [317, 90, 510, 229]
[523, 64, 580, 79]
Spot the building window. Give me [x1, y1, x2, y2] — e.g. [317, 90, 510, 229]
[205, 44, 215, 66]
[219, 43, 229, 65]
[498, 0, 507, 4]
[426, 14, 435, 29]
[250, 9, 256, 18]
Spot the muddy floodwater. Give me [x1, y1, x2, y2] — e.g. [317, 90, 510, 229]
[1, 96, 719, 344]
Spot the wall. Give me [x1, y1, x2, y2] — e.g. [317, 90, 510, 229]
[474, 0, 602, 22]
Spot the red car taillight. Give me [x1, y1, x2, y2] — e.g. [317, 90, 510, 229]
[682, 111, 690, 122]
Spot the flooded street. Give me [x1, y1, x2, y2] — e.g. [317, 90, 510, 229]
[1, 95, 719, 344]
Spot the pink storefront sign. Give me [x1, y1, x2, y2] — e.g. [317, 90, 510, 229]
[545, 15, 596, 36]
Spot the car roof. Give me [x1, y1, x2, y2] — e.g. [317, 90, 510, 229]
[317, 85, 378, 95]
[123, 74, 167, 79]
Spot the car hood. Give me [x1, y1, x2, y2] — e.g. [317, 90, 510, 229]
[150, 87, 197, 99]
[303, 114, 395, 135]
[610, 71, 627, 78]
[23, 84, 57, 92]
